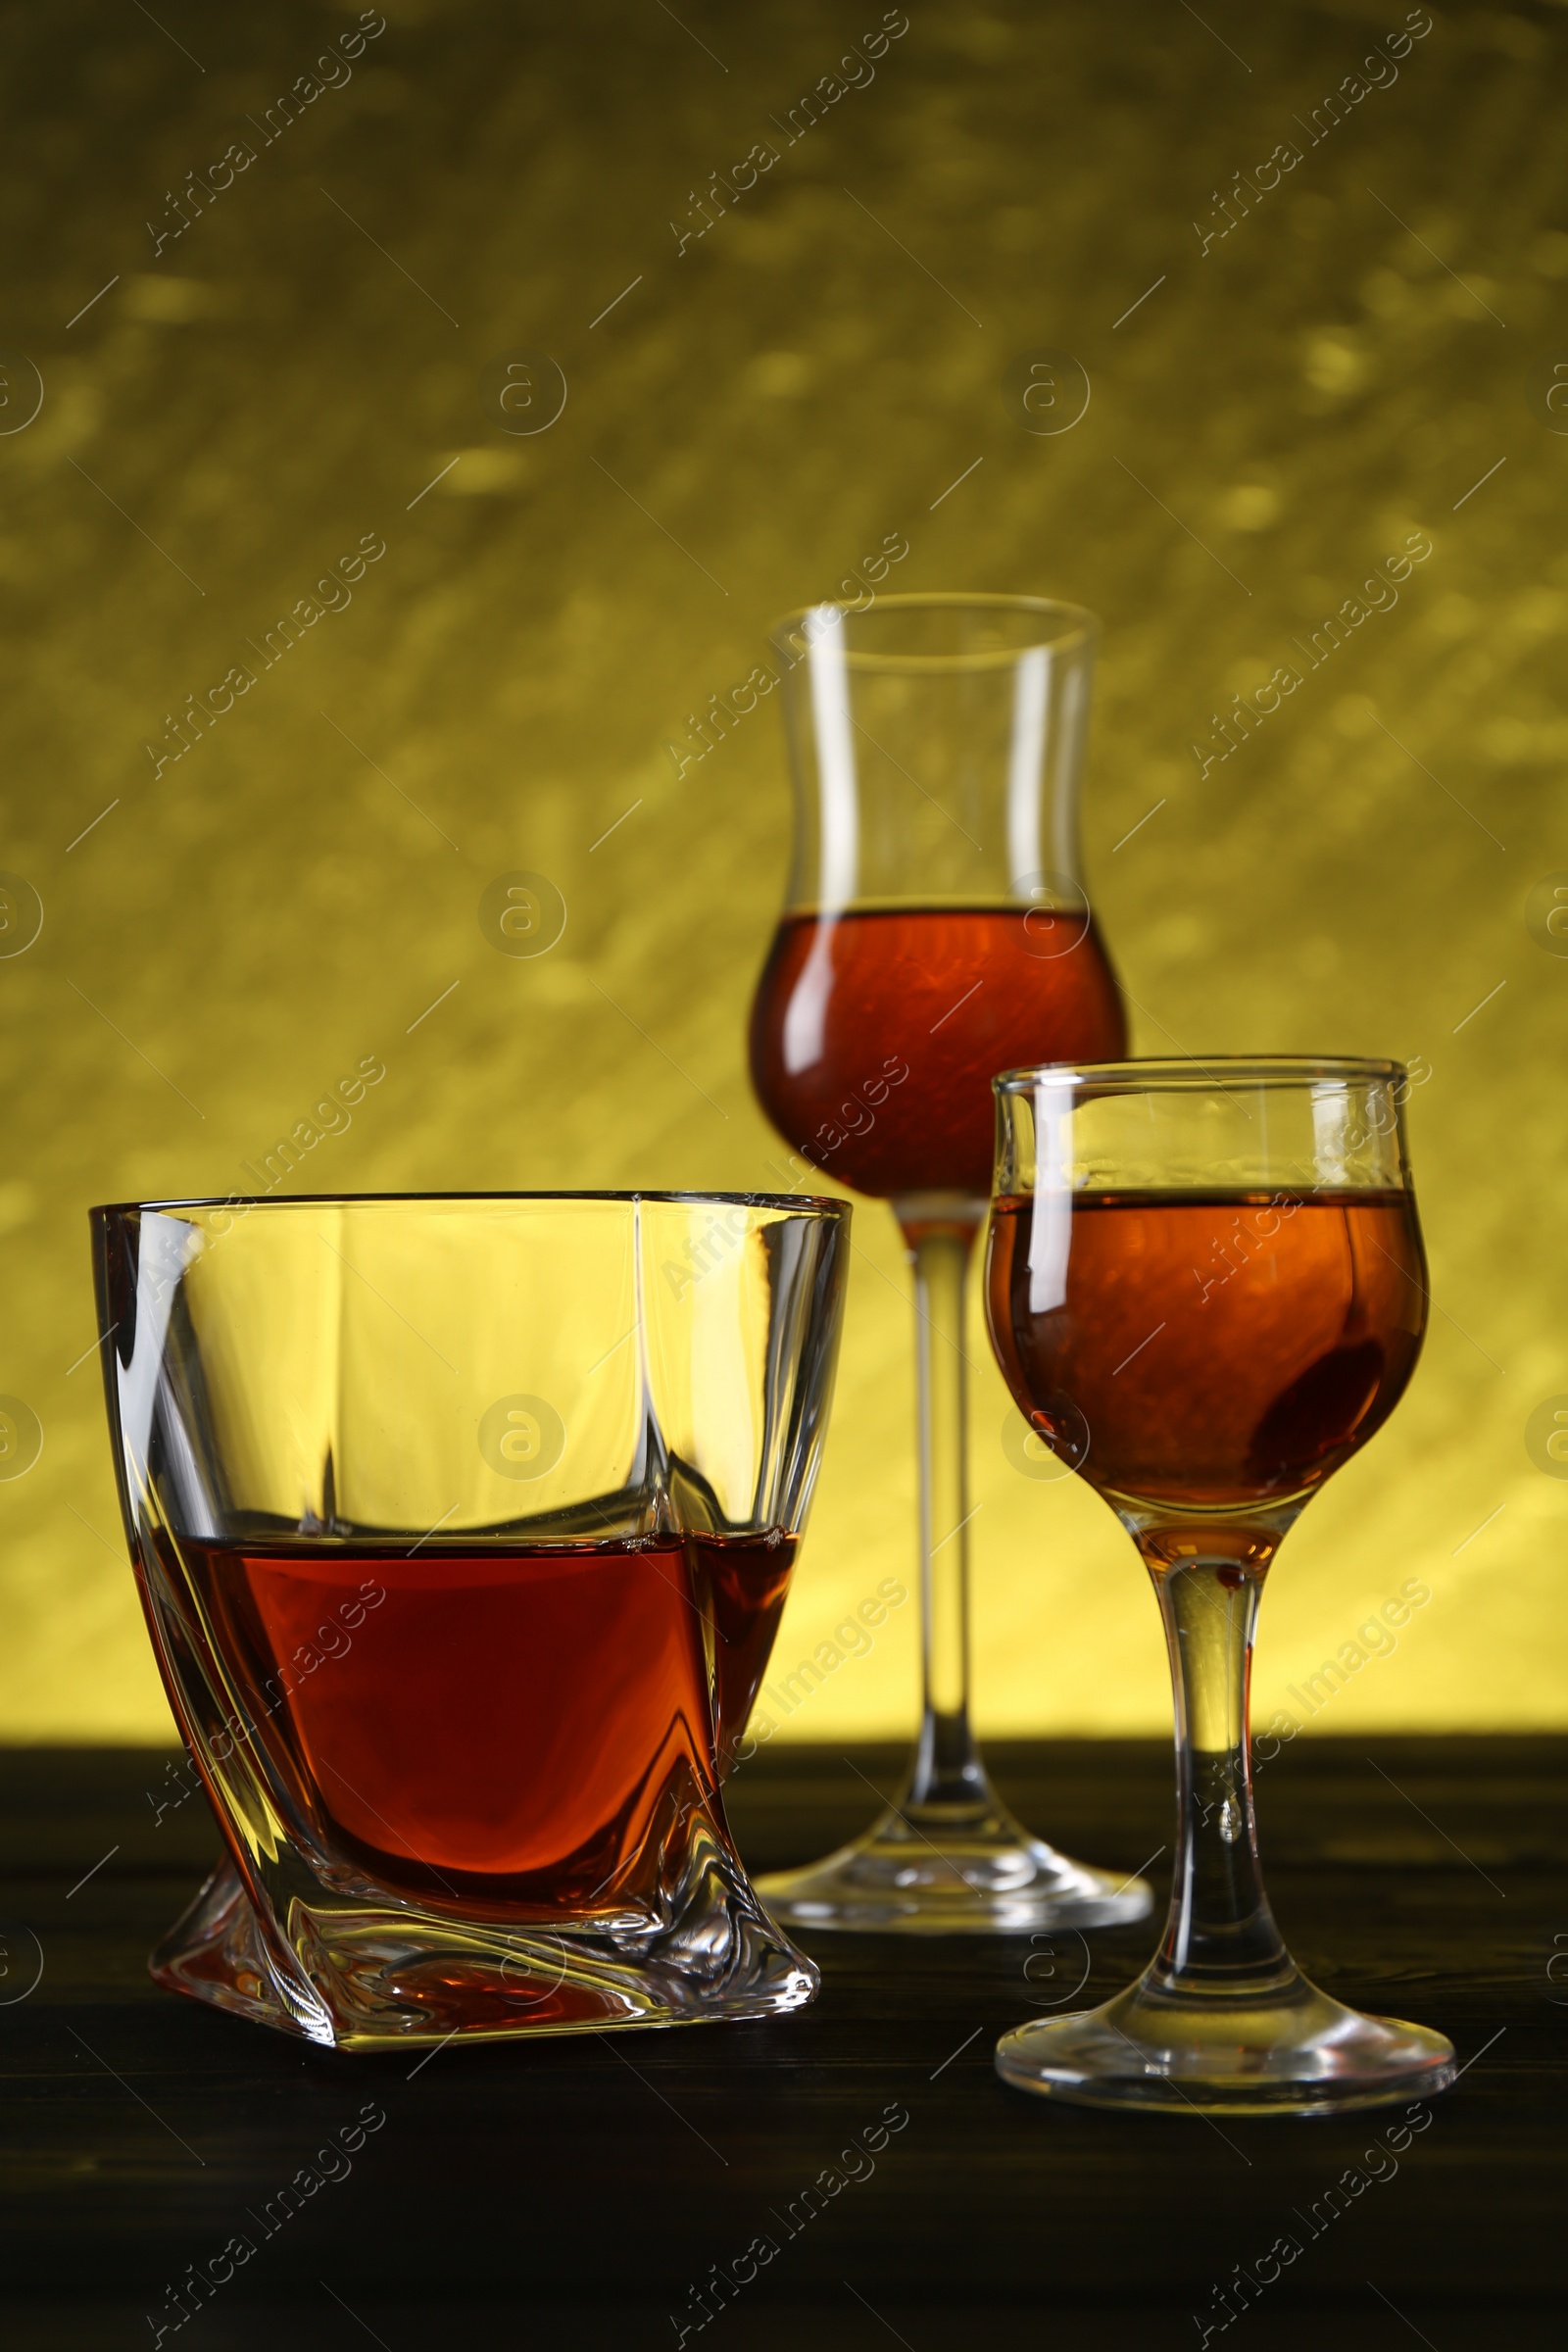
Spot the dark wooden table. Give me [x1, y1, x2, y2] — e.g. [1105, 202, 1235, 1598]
[1, 1737, 1561, 2346]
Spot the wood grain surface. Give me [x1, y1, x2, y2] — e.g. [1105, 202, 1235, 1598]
[0, 1736, 1560, 2344]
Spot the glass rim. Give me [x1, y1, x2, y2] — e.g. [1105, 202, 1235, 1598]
[994, 1054, 1405, 1096]
[88, 1188, 851, 1220]
[769, 590, 1100, 670]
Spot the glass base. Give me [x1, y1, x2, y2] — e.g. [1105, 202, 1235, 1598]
[756, 1788, 1152, 1936]
[153, 1856, 819, 2050]
[995, 1961, 1456, 2115]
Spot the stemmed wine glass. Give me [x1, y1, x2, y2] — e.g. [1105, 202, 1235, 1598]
[747, 593, 1152, 1932]
[985, 1057, 1456, 2109]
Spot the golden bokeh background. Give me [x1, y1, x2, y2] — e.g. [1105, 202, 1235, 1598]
[1, 0, 1563, 1741]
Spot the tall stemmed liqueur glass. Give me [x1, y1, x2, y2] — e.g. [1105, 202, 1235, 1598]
[986, 1059, 1456, 2110]
[748, 593, 1151, 1932]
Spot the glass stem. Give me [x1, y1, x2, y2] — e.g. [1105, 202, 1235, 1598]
[1139, 1546, 1293, 1993]
[893, 1197, 989, 1817]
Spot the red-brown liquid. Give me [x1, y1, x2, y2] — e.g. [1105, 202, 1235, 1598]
[987, 1192, 1426, 1512]
[177, 1531, 794, 1912]
[749, 906, 1127, 1197]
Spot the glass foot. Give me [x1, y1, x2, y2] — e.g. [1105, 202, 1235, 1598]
[995, 1961, 1456, 2115]
[756, 1787, 1152, 1935]
[152, 1853, 818, 2049]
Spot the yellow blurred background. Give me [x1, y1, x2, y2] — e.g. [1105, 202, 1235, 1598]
[0, 0, 1563, 1741]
